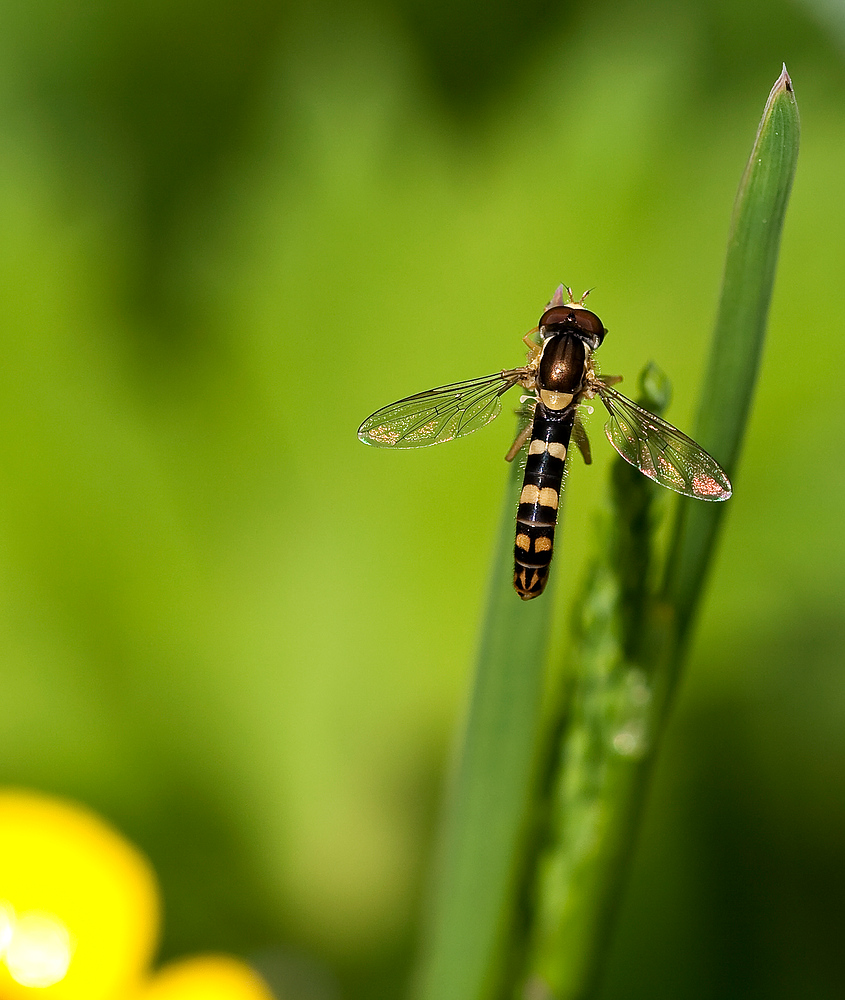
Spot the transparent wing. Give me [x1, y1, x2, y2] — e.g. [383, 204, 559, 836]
[597, 383, 731, 500]
[358, 369, 527, 448]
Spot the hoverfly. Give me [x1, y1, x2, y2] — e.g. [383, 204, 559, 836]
[358, 285, 731, 600]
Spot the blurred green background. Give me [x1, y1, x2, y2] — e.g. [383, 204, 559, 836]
[0, 0, 843, 996]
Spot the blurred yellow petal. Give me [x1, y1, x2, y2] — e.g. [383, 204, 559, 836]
[135, 956, 276, 1000]
[4, 910, 74, 988]
[0, 898, 14, 954]
[0, 789, 160, 1000]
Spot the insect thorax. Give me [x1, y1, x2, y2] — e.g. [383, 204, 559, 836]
[537, 334, 589, 411]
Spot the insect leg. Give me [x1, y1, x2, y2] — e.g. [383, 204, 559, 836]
[505, 417, 534, 462]
[572, 413, 592, 465]
[522, 327, 540, 350]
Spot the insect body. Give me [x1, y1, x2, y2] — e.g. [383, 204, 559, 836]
[512, 403, 575, 599]
[510, 308, 605, 598]
[358, 286, 731, 600]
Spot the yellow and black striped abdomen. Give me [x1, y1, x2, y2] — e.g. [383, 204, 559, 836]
[513, 405, 575, 600]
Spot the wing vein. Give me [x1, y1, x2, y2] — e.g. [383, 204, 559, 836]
[358, 368, 527, 448]
[598, 384, 731, 501]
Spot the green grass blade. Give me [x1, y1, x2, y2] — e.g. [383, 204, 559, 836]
[516, 67, 799, 1000]
[663, 65, 800, 638]
[415, 67, 798, 1000]
[414, 446, 555, 1000]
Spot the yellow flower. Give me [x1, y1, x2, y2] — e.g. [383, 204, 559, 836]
[0, 790, 275, 1000]
[134, 956, 276, 1000]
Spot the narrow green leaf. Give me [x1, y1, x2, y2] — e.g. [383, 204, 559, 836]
[416, 67, 799, 1000]
[516, 67, 799, 1000]
[663, 65, 800, 638]
[414, 450, 554, 1000]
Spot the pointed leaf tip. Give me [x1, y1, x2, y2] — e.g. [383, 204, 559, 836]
[771, 64, 795, 101]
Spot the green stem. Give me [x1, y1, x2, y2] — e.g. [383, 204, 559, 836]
[521, 368, 671, 999]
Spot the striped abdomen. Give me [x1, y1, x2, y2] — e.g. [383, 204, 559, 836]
[513, 404, 575, 600]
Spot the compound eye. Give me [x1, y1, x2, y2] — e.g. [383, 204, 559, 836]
[538, 305, 573, 330]
[571, 308, 606, 348]
[575, 309, 603, 335]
